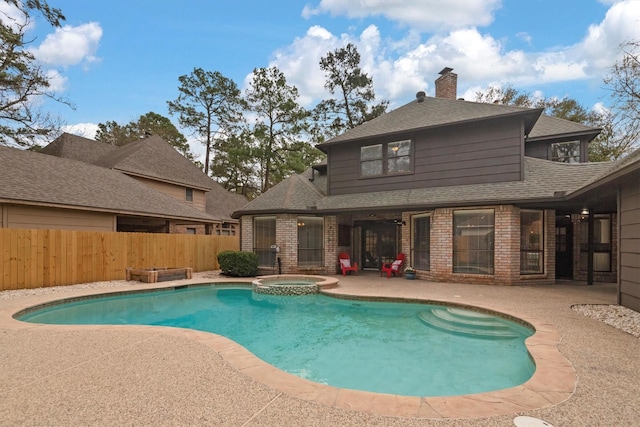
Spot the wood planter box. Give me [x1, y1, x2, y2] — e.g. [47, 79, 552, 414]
[126, 267, 193, 283]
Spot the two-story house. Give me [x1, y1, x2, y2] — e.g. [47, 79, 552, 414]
[233, 69, 640, 311]
[1, 133, 247, 235]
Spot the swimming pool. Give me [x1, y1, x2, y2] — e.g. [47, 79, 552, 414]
[17, 284, 535, 397]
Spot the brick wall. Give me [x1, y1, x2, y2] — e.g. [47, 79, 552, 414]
[242, 205, 562, 285]
[242, 214, 338, 275]
[171, 224, 207, 234]
[404, 205, 557, 285]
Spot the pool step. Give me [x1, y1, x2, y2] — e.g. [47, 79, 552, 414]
[417, 307, 519, 338]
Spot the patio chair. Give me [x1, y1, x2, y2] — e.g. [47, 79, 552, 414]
[338, 252, 358, 276]
[380, 253, 405, 279]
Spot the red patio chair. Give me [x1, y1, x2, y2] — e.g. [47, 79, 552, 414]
[380, 253, 405, 278]
[338, 252, 358, 276]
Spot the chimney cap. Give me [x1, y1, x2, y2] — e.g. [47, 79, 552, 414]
[416, 91, 426, 102]
[438, 67, 454, 75]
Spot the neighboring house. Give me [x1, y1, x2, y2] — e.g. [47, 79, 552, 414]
[0, 133, 247, 234]
[233, 68, 640, 312]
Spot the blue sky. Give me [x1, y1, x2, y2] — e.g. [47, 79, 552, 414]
[14, 0, 640, 155]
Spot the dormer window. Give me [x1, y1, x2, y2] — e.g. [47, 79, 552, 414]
[551, 141, 581, 163]
[186, 188, 193, 202]
[360, 140, 412, 177]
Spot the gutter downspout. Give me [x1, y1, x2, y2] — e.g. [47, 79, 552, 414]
[617, 187, 622, 304]
[587, 210, 594, 286]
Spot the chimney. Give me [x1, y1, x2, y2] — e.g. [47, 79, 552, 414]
[435, 67, 457, 99]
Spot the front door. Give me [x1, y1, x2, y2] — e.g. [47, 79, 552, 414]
[555, 216, 573, 279]
[361, 222, 398, 270]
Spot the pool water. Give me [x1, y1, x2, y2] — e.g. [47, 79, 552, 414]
[18, 286, 535, 397]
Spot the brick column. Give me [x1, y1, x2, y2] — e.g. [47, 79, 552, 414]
[324, 216, 338, 275]
[431, 208, 453, 281]
[276, 214, 297, 273]
[240, 216, 253, 252]
[494, 205, 520, 285]
[545, 210, 556, 283]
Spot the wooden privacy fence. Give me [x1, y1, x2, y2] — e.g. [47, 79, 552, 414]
[0, 229, 239, 291]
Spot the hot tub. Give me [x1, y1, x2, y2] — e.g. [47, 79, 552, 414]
[252, 275, 338, 295]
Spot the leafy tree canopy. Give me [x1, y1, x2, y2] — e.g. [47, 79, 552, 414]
[167, 68, 245, 175]
[0, 0, 70, 147]
[473, 85, 630, 161]
[245, 66, 323, 193]
[601, 40, 640, 159]
[312, 43, 388, 142]
[95, 112, 194, 160]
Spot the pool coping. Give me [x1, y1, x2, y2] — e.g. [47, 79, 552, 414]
[2, 278, 576, 420]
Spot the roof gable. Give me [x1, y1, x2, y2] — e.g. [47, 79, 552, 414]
[528, 114, 600, 141]
[318, 96, 600, 148]
[39, 133, 117, 163]
[92, 135, 213, 190]
[0, 146, 216, 222]
[319, 96, 543, 147]
[232, 169, 325, 217]
[42, 133, 214, 190]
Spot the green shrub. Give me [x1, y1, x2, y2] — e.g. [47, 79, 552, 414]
[217, 250, 259, 277]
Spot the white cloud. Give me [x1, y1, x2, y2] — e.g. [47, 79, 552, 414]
[577, 0, 640, 72]
[302, 0, 501, 31]
[0, 1, 34, 32]
[259, 25, 347, 106]
[45, 69, 68, 92]
[62, 123, 99, 139]
[284, 0, 640, 109]
[30, 22, 103, 67]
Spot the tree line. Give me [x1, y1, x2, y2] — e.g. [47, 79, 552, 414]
[98, 44, 387, 199]
[1, 0, 638, 198]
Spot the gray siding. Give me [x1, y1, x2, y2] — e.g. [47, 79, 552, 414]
[525, 138, 590, 162]
[525, 140, 549, 160]
[620, 173, 640, 311]
[327, 117, 524, 196]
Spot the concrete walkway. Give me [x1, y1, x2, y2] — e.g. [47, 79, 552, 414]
[1, 272, 638, 426]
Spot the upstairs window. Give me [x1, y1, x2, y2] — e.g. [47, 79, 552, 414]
[360, 144, 383, 176]
[360, 140, 412, 177]
[186, 188, 194, 202]
[387, 140, 411, 173]
[551, 141, 580, 163]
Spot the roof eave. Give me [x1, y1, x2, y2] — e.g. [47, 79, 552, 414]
[231, 207, 319, 219]
[115, 169, 211, 191]
[0, 199, 220, 224]
[527, 129, 601, 143]
[319, 108, 544, 149]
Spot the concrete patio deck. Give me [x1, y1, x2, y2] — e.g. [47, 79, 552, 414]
[1, 272, 638, 426]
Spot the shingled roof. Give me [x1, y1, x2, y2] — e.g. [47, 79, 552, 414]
[232, 150, 640, 217]
[40, 133, 249, 221]
[315, 157, 615, 212]
[42, 133, 213, 190]
[205, 185, 249, 221]
[528, 114, 600, 141]
[40, 133, 117, 164]
[318, 95, 600, 147]
[0, 146, 217, 222]
[319, 96, 543, 146]
[233, 168, 326, 216]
